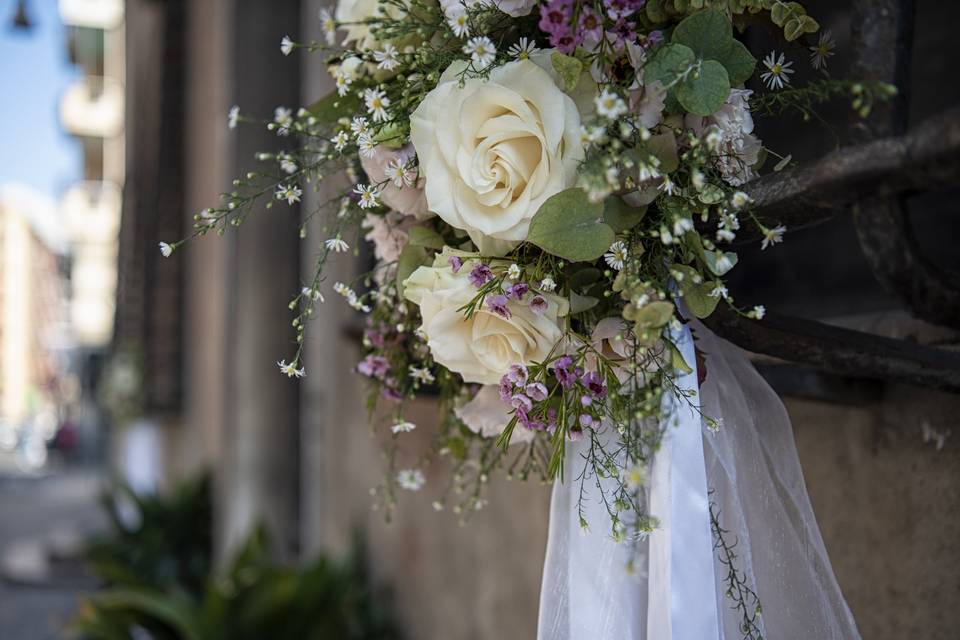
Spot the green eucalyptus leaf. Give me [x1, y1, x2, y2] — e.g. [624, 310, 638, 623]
[647, 132, 680, 173]
[673, 264, 720, 318]
[527, 188, 615, 262]
[396, 245, 429, 297]
[676, 59, 730, 116]
[671, 8, 733, 61]
[570, 292, 600, 314]
[715, 39, 756, 85]
[604, 197, 647, 232]
[568, 267, 603, 290]
[644, 43, 697, 89]
[551, 52, 584, 93]
[704, 249, 738, 276]
[633, 301, 675, 328]
[665, 338, 694, 374]
[407, 226, 445, 249]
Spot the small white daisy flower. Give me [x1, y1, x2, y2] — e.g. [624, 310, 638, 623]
[730, 191, 752, 209]
[350, 116, 370, 136]
[159, 242, 173, 257]
[279, 154, 298, 174]
[604, 240, 628, 270]
[227, 105, 240, 129]
[391, 421, 416, 434]
[384, 159, 414, 187]
[357, 134, 377, 158]
[809, 31, 835, 72]
[276, 183, 302, 205]
[273, 106, 293, 135]
[319, 9, 337, 45]
[325, 237, 349, 252]
[761, 224, 786, 250]
[751, 305, 766, 320]
[463, 36, 496, 69]
[507, 37, 538, 60]
[335, 73, 352, 97]
[301, 286, 324, 303]
[507, 263, 522, 280]
[397, 468, 426, 491]
[332, 131, 350, 152]
[354, 184, 381, 209]
[374, 43, 401, 71]
[277, 359, 306, 378]
[539, 276, 556, 292]
[447, 8, 469, 38]
[672, 216, 693, 237]
[596, 89, 628, 120]
[709, 283, 729, 299]
[363, 88, 391, 122]
[280, 35, 294, 56]
[761, 51, 794, 90]
[333, 282, 354, 298]
[408, 366, 435, 384]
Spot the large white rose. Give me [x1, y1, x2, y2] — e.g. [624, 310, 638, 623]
[409, 53, 586, 255]
[402, 250, 568, 384]
[439, 0, 537, 18]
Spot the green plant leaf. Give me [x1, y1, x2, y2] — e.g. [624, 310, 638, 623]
[704, 249, 738, 276]
[673, 265, 719, 318]
[407, 226, 445, 249]
[307, 90, 361, 125]
[603, 197, 647, 232]
[633, 301, 675, 329]
[396, 245, 429, 297]
[527, 188, 615, 262]
[665, 338, 694, 374]
[569, 292, 600, 314]
[671, 8, 733, 61]
[715, 39, 756, 85]
[676, 59, 730, 116]
[551, 52, 583, 93]
[643, 43, 697, 90]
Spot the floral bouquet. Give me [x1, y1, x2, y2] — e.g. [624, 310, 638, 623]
[165, 0, 893, 558]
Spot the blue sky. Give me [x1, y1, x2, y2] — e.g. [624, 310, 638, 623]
[0, 0, 81, 198]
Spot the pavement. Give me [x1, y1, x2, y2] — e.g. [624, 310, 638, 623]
[0, 469, 106, 640]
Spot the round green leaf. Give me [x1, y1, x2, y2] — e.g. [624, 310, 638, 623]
[527, 189, 615, 262]
[643, 43, 697, 89]
[603, 197, 647, 233]
[716, 39, 756, 85]
[671, 8, 733, 61]
[551, 52, 583, 93]
[407, 225, 445, 249]
[676, 60, 730, 116]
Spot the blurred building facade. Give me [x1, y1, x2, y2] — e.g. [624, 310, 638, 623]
[58, 0, 125, 349]
[111, 0, 960, 638]
[0, 186, 71, 470]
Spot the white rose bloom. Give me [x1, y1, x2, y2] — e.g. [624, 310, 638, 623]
[410, 53, 586, 255]
[439, 0, 538, 18]
[685, 88, 761, 186]
[455, 385, 534, 444]
[403, 249, 568, 384]
[359, 144, 431, 219]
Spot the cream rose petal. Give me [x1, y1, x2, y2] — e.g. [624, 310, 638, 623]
[409, 54, 586, 256]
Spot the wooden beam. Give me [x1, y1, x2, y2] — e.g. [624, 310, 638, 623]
[701, 305, 960, 394]
[733, 106, 960, 241]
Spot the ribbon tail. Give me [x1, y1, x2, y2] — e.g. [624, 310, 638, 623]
[647, 322, 721, 640]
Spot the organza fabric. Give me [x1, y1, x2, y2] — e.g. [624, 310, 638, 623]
[537, 321, 861, 639]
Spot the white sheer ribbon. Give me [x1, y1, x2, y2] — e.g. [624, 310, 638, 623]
[537, 321, 861, 640]
[646, 322, 720, 639]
